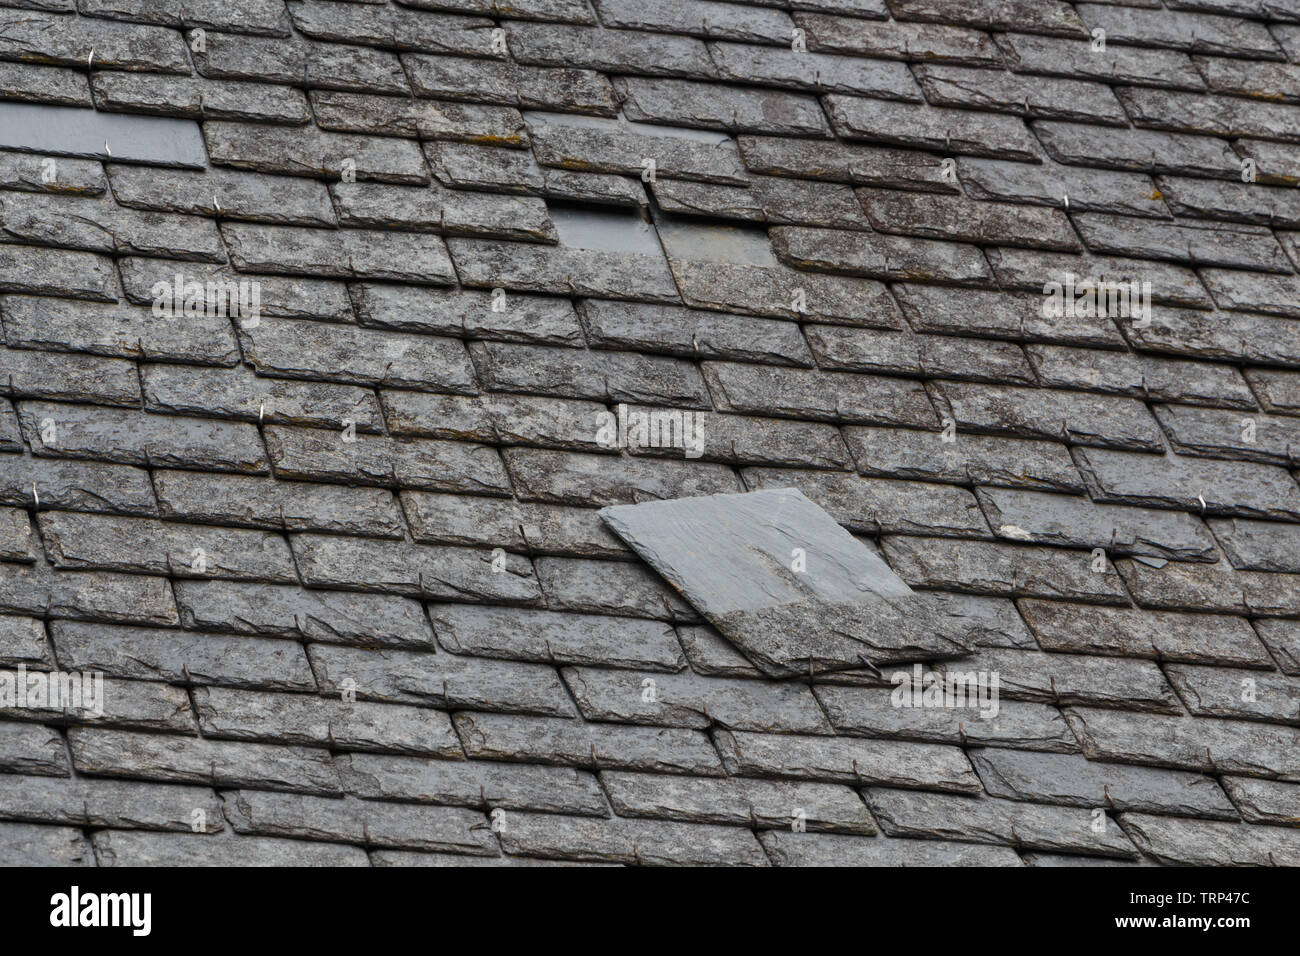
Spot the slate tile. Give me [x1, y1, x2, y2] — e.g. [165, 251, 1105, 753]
[0, 150, 105, 196]
[1119, 87, 1300, 143]
[814, 684, 1076, 751]
[1246, 369, 1300, 414]
[1157, 177, 1300, 232]
[882, 536, 1129, 603]
[759, 830, 1022, 866]
[742, 468, 989, 537]
[1066, 706, 1300, 779]
[651, 176, 868, 229]
[311, 91, 528, 145]
[108, 164, 336, 226]
[382, 392, 603, 450]
[772, 225, 992, 284]
[1202, 268, 1300, 319]
[1220, 776, 1300, 825]
[92, 829, 368, 866]
[203, 120, 429, 184]
[153, 471, 401, 538]
[265, 425, 511, 495]
[1253, 618, 1300, 675]
[449, 238, 678, 302]
[0, 347, 138, 407]
[1019, 599, 1271, 667]
[221, 223, 456, 284]
[0, 823, 91, 866]
[843, 426, 1084, 491]
[797, 14, 1004, 66]
[1211, 517, 1300, 576]
[985, 247, 1210, 308]
[892, 283, 1124, 347]
[0, 245, 117, 301]
[671, 257, 905, 323]
[825, 95, 1037, 159]
[810, 325, 1033, 383]
[0, 614, 48, 668]
[425, 140, 546, 192]
[1076, 447, 1300, 520]
[714, 728, 980, 792]
[193, 687, 462, 757]
[709, 42, 922, 98]
[935, 382, 1164, 452]
[562, 666, 832, 734]
[1033, 121, 1241, 178]
[581, 300, 813, 366]
[0, 566, 179, 626]
[370, 850, 591, 866]
[1074, 4, 1283, 57]
[429, 604, 684, 670]
[1235, 138, 1300, 186]
[526, 114, 744, 184]
[67, 728, 341, 794]
[704, 363, 936, 426]
[914, 65, 1126, 124]
[505, 22, 717, 78]
[309, 644, 573, 716]
[354, 283, 584, 346]
[0, 774, 225, 832]
[0, 9, 190, 72]
[1195, 54, 1300, 104]
[867, 788, 1138, 857]
[0, 60, 90, 106]
[541, 168, 645, 207]
[976, 487, 1218, 562]
[118, 257, 353, 322]
[0, 721, 68, 776]
[737, 135, 957, 193]
[38, 511, 296, 582]
[534, 556, 697, 621]
[174, 579, 434, 649]
[627, 412, 849, 469]
[406, 494, 627, 557]
[18, 402, 267, 474]
[50, 620, 315, 691]
[223, 790, 494, 855]
[454, 712, 723, 775]
[996, 33, 1204, 89]
[1076, 212, 1289, 272]
[614, 77, 829, 135]
[497, 811, 768, 865]
[0, 507, 32, 562]
[286, 1, 496, 54]
[470, 342, 708, 406]
[1119, 555, 1300, 616]
[601, 771, 874, 833]
[1123, 306, 1300, 369]
[91, 72, 311, 124]
[1120, 813, 1300, 865]
[1156, 404, 1300, 466]
[1165, 663, 1300, 724]
[962, 157, 1168, 220]
[1026, 345, 1255, 409]
[503, 447, 740, 506]
[404, 54, 614, 114]
[973, 748, 1236, 818]
[339, 752, 607, 816]
[889, 0, 1085, 35]
[857, 187, 1077, 250]
[596, 0, 793, 42]
[676, 623, 764, 678]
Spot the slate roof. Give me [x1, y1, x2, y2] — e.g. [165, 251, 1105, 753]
[1, 0, 1300, 868]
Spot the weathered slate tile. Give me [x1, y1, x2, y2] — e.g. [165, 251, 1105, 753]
[1019, 600, 1271, 667]
[997, 33, 1204, 88]
[714, 729, 980, 792]
[526, 114, 743, 183]
[1252, 618, 1300, 674]
[760, 830, 1022, 866]
[67, 728, 341, 793]
[286, 1, 497, 53]
[1074, 3, 1283, 57]
[339, 752, 607, 816]
[330, 176, 557, 242]
[1033, 121, 1241, 178]
[497, 811, 768, 865]
[311, 91, 528, 144]
[737, 135, 956, 193]
[506, 21, 715, 77]
[1076, 447, 1300, 520]
[1118, 556, 1300, 616]
[0, 347, 140, 407]
[709, 42, 921, 99]
[0, 245, 118, 301]
[703, 363, 935, 426]
[355, 283, 583, 345]
[797, 14, 1004, 66]
[1221, 776, 1300, 825]
[0, 10, 189, 72]
[0, 721, 68, 775]
[1166, 663, 1300, 724]
[602, 771, 875, 833]
[0, 60, 90, 106]
[193, 687, 461, 757]
[370, 851, 594, 867]
[651, 175, 867, 228]
[676, 623, 764, 678]
[91, 71, 310, 124]
[958, 158, 1167, 219]
[615, 77, 828, 135]
[174, 579, 434, 649]
[893, 283, 1123, 346]
[203, 120, 429, 184]
[857, 187, 1077, 249]
[883, 536, 1128, 603]
[1120, 813, 1300, 866]
[889, 0, 1085, 35]
[381, 391, 604, 448]
[815, 684, 1076, 751]
[976, 488, 1218, 562]
[597, 0, 793, 41]
[405, 54, 614, 114]
[1119, 87, 1300, 143]
[1211, 518, 1300, 572]
[38, 511, 295, 581]
[0, 150, 104, 196]
[1194, 55, 1300, 105]
[562, 666, 831, 734]
[0, 614, 48, 667]
[534, 557, 696, 621]
[470, 342, 707, 405]
[503, 447, 739, 506]
[93, 829, 368, 866]
[221, 223, 456, 283]
[1075, 212, 1290, 272]
[0, 823, 91, 866]
[806, 325, 1033, 383]
[1247, 369, 1300, 414]
[868, 788, 1139, 857]
[154, 471, 401, 538]
[824, 96, 1037, 160]
[1235, 138, 1300, 187]
[915, 65, 1125, 124]
[1202, 268, 1300, 319]
[772, 225, 992, 284]
[405, 494, 628, 557]
[0, 774, 224, 832]
[1157, 176, 1300, 230]
[18, 402, 266, 473]
[266, 425, 511, 495]
[108, 164, 336, 226]
[973, 748, 1237, 818]
[581, 299, 811, 366]
[223, 790, 494, 855]
[1026, 345, 1254, 409]
[1066, 706, 1300, 779]
[50, 620, 315, 691]
[454, 712, 722, 775]
[117, 257, 353, 322]
[843, 426, 1084, 491]
[0, 565, 179, 625]
[449, 237, 678, 302]
[994, 246, 1209, 307]
[0, 507, 32, 562]
[742, 468, 987, 537]
[310, 644, 573, 716]
[429, 604, 683, 670]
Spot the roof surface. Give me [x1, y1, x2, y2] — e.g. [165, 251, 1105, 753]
[2, 0, 1300, 867]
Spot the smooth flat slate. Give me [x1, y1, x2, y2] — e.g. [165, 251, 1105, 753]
[0, 102, 206, 167]
[600, 488, 986, 676]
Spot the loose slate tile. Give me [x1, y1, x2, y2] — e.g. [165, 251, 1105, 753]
[737, 136, 957, 193]
[1032, 121, 1241, 178]
[108, 164, 336, 226]
[203, 120, 429, 184]
[503, 448, 740, 507]
[1073, 212, 1290, 272]
[771, 226, 993, 284]
[600, 489, 991, 675]
[971, 748, 1237, 819]
[856, 187, 1078, 250]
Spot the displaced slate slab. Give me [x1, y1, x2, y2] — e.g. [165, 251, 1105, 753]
[600, 488, 992, 676]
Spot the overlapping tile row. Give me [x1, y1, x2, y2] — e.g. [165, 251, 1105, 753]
[1, 0, 1299, 867]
